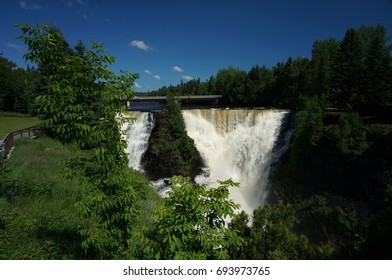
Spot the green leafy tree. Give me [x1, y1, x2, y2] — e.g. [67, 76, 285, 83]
[228, 210, 251, 259]
[18, 23, 141, 259]
[271, 57, 312, 109]
[0, 56, 20, 111]
[144, 176, 244, 260]
[336, 113, 366, 158]
[247, 202, 312, 260]
[291, 99, 324, 160]
[246, 65, 273, 105]
[0, 55, 39, 113]
[215, 67, 247, 104]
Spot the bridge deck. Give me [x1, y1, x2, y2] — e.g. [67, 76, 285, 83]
[131, 95, 222, 102]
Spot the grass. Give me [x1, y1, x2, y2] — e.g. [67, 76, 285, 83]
[0, 136, 161, 259]
[0, 116, 40, 139]
[0, 137, 93, 259]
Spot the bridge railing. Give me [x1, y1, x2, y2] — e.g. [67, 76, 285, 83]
[0, 125, 42, 160]
[131, 95, 223, 102]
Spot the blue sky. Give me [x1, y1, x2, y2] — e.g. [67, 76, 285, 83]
[1, 0, 392, 91]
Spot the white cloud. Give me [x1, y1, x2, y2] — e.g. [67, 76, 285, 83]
[7, 43, 26, 53]
[78, 10, 94, 20]
[76, 0, 87, 5]
[102, 17, 111, 22]
[80, 11, 88, 20]
[172, 66, 184, 73]
[144, 70, 152, 75]
[153, 75, 161, 80]
[134, 82, 142, 89]
[68, 0, 87, 8]
[181, 75, 194, 81]
[129, 40, 153, 51]
[19, 1, 42, 10]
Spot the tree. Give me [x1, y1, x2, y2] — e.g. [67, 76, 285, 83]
[0, 56, 18, 111]
[289, 98, 324, 181]
[362, 25, 392, 114]
[332, 28, 366, 109]
[207, 75, 217, 95]
[270, 57, 312, 109]
[247, 202, 312, 259]
[215, 67, 247, 104]
[18, 23, 141, 259]
[246, 65, 273, 105]
[74, 40, 87, 56]
[311, 39, 340, 105]
[0, 55, 39, 113]
[144, 176, 244, 260]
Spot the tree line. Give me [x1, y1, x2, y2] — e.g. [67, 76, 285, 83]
[146, 25, 391, 118]
[0, 55, 40, 113]
[2, 25, 390, 118]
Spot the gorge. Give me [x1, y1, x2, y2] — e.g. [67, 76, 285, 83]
[124, 108, 291, 215]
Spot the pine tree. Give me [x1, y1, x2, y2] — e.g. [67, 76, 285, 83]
[363, 25, 392, 114]
[311, 39, 340, 105]
[332, 28, 366, 110]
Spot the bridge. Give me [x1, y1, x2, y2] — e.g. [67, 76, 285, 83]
[126, 95, 223, 109]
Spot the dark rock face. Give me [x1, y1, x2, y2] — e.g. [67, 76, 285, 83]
[142, 110, 204, 180]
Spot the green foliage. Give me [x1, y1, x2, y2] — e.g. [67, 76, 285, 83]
[290, 99, 324, 171]
[311, 38, 340, 104]
[362, 25, 392, 114]
[0, 137, 159, 259]
[17, 23, 143, 259]
[246, 65, 273, 104]
[332, 28, 365, 109]
[0, 55, 40, 113]
[237, 195, 360, 260]
[247, 201, 313, 260]
[296, 195, 359, 251]
[18, 24, 138, 145]
[215, 67, 248, 104]
[271, 57, 312, 109]
[144, 177, 243, 260]
[335, 113, 366, 158]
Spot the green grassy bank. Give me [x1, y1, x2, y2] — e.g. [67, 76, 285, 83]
[0, 137, 160, 259]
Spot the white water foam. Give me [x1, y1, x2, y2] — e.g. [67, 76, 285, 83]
[182, 109, 287, 215]
[123, 111, 155, 172]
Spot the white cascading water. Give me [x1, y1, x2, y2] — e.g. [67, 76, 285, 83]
[182, 109, 288, 215]
[123, 111, 155, 172]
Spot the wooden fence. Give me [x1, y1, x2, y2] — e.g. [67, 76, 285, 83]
[0, 125, 41, 160]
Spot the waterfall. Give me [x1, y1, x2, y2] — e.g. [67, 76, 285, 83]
[123, 108, 290, 216]
[123, 111, 155, 172]
[182, 109, 288, 215]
